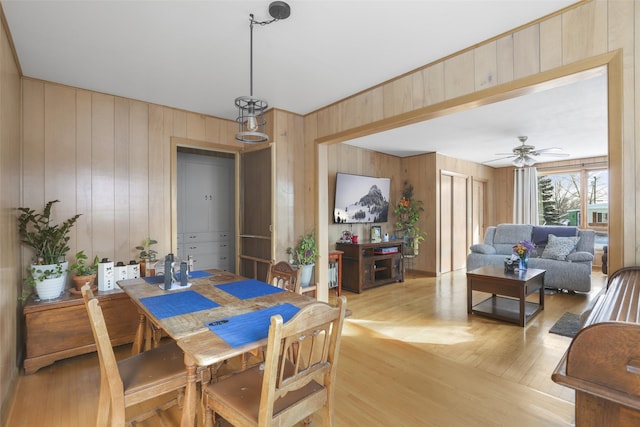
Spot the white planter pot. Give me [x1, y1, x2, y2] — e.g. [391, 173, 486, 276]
[32, 261, 68, 300]
[299, 263, 315, 287]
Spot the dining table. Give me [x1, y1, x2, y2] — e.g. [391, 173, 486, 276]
[117, 269, 318, 427]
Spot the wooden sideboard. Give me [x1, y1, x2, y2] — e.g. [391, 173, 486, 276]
[23, 288, 139, 374]
[337, 241, 403, 293]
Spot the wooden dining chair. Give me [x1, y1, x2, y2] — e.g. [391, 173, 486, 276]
[266, 260, 302, 294]
[81, 284, 200, 426]
[203, 295, 347, 427]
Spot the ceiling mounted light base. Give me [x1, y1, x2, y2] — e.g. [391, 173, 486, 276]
[269, 1, 291, 20]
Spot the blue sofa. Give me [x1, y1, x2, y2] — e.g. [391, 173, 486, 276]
[466, 224, 595, 292]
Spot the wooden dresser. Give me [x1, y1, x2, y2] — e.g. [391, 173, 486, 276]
[23, 288, 138, 374]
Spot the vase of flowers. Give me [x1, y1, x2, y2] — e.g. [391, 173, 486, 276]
[513, 240, 536, 271]
[286, 231, 319, 287]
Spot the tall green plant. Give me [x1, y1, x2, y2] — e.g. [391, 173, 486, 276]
[394, 182, 426, 244]
[17, 200, 81, 265]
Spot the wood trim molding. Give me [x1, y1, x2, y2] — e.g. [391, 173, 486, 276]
[316, 51, 617, 146]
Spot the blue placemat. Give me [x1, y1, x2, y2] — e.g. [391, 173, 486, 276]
[181, 270, 212, 279]
[143, 270, 212, 285]
[144, 276, 165, 285]
[140, 290, 220, 319]
[206, 303, 300, 347]
[216, 279, 284, 300]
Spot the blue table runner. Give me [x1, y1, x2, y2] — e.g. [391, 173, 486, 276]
[140, 290, 220, 319]
[216, 279, 284, 300]
[206, 303, 300, 347]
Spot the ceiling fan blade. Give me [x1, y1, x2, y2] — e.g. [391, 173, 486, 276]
[494, 152, 515, 156]
[532, 147, 563, 153]
[535, 152, 569, 157]
[483, 155, 516, 164]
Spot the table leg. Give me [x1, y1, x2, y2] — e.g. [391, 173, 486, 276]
[520, 288, 526, 326]
[181, 354, 198, 427]
[467, 279, 472, 314]
[132, 311, 146, 356]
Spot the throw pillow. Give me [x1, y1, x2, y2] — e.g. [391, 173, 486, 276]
[541, 234, 581, 261]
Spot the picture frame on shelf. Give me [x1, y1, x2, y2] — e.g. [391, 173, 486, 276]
[371, 225, 382, 243]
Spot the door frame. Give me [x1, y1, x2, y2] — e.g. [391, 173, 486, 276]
[170, 137, 274, 273]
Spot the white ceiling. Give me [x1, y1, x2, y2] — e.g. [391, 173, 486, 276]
[2, 0, 605, 166]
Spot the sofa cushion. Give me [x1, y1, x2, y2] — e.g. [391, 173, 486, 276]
[470, 244, 496, 255]
[493, 224, 533, 244]
[532, 225, 578, 245]
[541, 234, 581, 260]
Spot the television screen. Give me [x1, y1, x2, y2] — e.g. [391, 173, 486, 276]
[333, 173, 391, 224]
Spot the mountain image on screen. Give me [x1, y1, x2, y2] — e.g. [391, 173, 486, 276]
[335, 185, 389, 223]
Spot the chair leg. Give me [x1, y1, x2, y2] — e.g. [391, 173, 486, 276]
[204, 402, 214, 427]
[96, 378, 111, 427]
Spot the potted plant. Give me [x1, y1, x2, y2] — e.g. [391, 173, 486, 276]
[135, 237, 158, 277]
[69, 250, 99, 291]
[394, 181, 427, 255]
[18, 200, 81, 300]
[286, 230, 319, 287]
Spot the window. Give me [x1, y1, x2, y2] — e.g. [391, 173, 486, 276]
[538, 167, 608, 250]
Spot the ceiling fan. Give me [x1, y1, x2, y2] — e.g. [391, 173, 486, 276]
[490, 136, 569, 167]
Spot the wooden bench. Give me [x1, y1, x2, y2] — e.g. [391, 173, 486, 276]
[552, 266, 640, 426]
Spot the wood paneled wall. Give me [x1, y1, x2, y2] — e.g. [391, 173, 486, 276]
[22, 78, 242, 267]
[271, 109, 306, 262]
[308, 1, 631, 282]
[0, 7, 22, 424]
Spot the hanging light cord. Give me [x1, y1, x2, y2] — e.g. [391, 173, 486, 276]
[247, 14, 282, 97]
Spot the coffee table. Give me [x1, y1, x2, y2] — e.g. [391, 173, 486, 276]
[467, 265, 545, 327]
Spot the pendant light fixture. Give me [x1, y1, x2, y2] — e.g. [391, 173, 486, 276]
[235, 1, 291, 143]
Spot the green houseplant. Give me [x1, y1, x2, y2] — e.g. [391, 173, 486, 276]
[135, 237, 158, 277]
[286, 231, 319, 287]
[394, 182, 427, 255]
[18, 200, 81, 300]
[69, 250, 99, 290]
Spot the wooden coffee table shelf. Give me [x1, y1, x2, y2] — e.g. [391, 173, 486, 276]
[467, 265, 545, 327]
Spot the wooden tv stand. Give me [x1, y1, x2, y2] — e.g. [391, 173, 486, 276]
[336, 241, 404, 293]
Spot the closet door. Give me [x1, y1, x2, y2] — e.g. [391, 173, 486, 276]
[239, 146, 272, 280]
[472, 179, 487, 245]
[440, 171, 468, 273]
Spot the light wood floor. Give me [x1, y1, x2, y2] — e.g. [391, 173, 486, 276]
[5, 269, 607, 426]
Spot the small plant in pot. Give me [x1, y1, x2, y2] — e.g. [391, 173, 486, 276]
[286, 230, 319, 287]
[69, 250, 99, 291]
[135, 237, 158, 277]
[17, 200, 81, 300]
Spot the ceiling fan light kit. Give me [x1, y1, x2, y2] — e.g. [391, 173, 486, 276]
[235, 2, 291, 144]
[489, 136, 569, 168]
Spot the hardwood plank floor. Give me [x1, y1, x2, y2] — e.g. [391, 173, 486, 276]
[5, 269, 607, 426]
